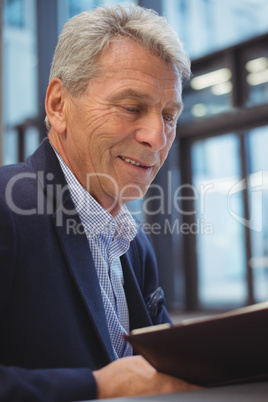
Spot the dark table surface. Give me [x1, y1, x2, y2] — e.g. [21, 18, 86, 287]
[86, 381, 268, 401]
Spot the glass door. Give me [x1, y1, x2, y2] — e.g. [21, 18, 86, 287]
[191, 134, 248, 308]
[247, 125, 268, 302]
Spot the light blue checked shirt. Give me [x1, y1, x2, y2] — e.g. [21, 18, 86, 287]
[54, 149, 137, 359]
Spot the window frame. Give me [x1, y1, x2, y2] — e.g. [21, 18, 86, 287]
[176, 33, 268, 311]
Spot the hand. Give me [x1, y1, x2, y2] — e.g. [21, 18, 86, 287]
[93, 355, 201, 399]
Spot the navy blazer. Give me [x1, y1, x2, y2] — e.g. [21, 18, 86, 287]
[0, 139, 171, 401]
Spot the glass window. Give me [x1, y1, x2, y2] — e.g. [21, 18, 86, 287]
[58, 0, 138, 33]
[3, 0, 25, 28]
[191, 134, 247, 308]
[25, 126, 40, 157]
[181, 62, 233, 123]
[2, 0, 38, 164]
[163, 0, 268, 59]
[245, 49, 268, 107]
[247, 126, 268, 302]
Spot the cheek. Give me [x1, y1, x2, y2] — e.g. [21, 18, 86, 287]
[71, 100, 111, 128]
[86, 108, 129, 140]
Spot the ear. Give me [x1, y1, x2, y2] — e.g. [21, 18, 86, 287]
[45, 78, 67, 134]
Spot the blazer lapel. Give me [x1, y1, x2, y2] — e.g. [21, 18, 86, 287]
[121, 251, 153, 331]
[29, 139, 115, 362]
[52, 195, 115, 362]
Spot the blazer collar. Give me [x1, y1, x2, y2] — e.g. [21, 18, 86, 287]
[28, 138, 116, 362]
[121, 249, 153, 331]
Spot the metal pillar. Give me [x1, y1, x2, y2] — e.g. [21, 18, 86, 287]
[36, 0, 58, 141]
[139, 0, 163, 14]
[0, 0, 3, 165]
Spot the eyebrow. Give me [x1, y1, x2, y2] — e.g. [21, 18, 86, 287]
[108, 89, 184, 112]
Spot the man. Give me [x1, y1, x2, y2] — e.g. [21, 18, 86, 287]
[0, 4, 196, 401]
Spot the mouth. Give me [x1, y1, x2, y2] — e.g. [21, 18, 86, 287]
[118, 155, 152, 169]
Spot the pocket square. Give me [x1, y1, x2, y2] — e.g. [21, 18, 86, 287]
[145, 287, 165, 319]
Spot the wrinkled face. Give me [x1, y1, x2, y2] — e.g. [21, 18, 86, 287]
[60, 39, 183, 215]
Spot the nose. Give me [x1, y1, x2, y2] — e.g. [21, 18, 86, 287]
[135, 113, 167, 151]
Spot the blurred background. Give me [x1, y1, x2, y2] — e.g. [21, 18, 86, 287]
[1, 0, 268, 316]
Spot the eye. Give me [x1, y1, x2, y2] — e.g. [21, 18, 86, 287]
[163, 115, 173, 122]
[163, 114, 177, 123]
[125, 107, 140, 113]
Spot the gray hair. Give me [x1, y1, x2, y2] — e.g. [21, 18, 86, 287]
[45, 4, 191, 130]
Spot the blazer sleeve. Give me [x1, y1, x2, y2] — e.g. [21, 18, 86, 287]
[0, 181, 98, 402]
[0, 365, 96, 402]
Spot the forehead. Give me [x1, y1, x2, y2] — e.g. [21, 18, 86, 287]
[95, 38, 182, 96]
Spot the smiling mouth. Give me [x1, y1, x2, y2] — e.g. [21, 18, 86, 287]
[119, 156, 151, 169]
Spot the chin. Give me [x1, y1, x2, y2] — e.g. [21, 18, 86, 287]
[119, 187, 147, 203]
